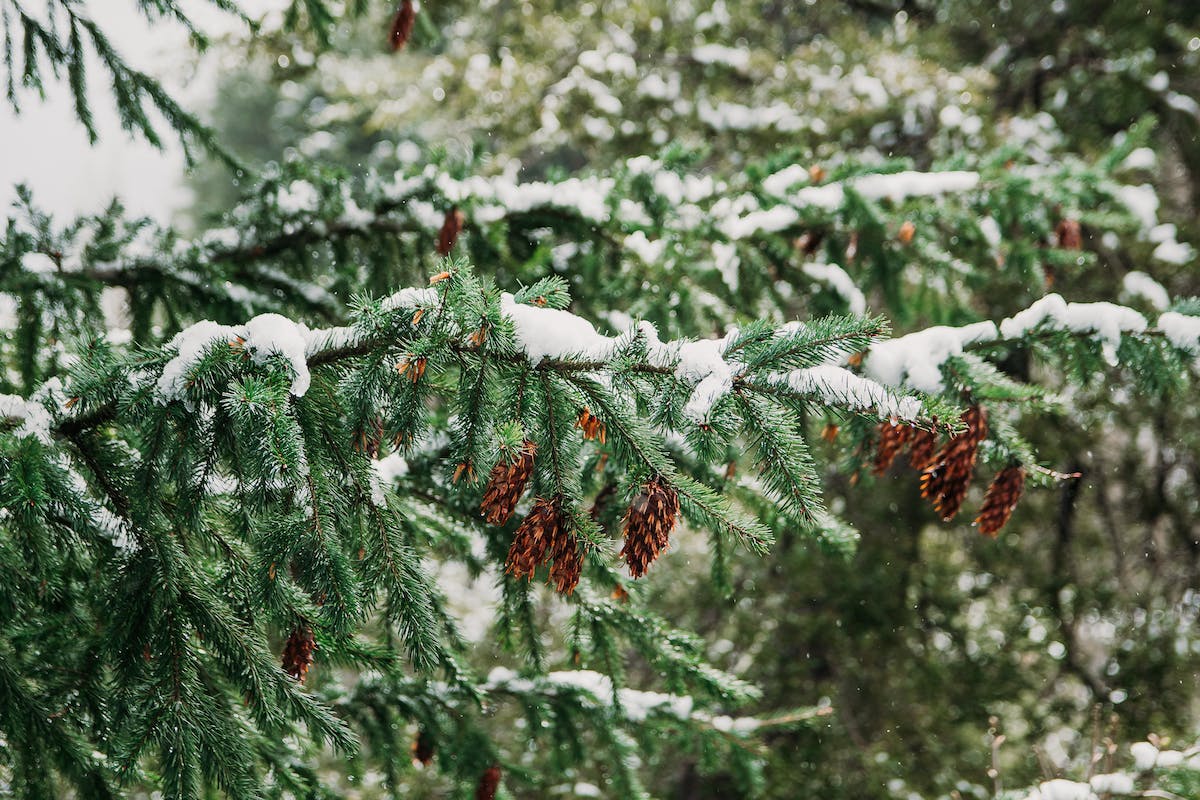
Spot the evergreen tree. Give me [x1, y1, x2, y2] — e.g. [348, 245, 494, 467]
[1, 1, 1199, 798]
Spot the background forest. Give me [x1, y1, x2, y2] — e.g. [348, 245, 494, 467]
[2, 0, 1200, 798]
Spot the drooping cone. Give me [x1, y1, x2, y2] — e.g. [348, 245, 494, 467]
[908, 427, 939, 470]
[974, 466, 1026, 537]
[1055, 218, 1082, 250]
[505, 497, 564, 580]
[873, 420, 912, 475]
[353, 414, 384, 458]
[476, 765, 502, 800]
[619, 478, 680, 578]
[480, 440, 537, 525]
[436, 206, 465, 256]
[388, 0, 416, 52]
[920, 406, 987, 520]
[575, 407, 606, 442]
[549, 528, 584, 595]
[282, 624, 316, 682]
[412, 727, 435, 766]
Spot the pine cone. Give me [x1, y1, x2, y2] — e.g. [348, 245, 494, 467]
[388, 0, 416, 52]
[974, 466, 1026, 537]
[907, 427, 939, 470]
[412, 727, 435, 766]
[873, 420, 912, 475]
[356, 414, 384, 458]
[1055, 218, 1082, 250]
[505, 497, 564, 580]
[549, 528, 583, 595]
[476, 765, 502, 800]
[620, 478, 680, 578]
[436, 206, 465, 256]
[282, 624, 316, 682]
[480, 440, 537, 525]
[920, 406, 987, 521]
[576, 407, 606, 442]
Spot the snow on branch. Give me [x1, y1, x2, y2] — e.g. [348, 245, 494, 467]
[33, 278, 1200, 447]
[485, 666, 773, 732]
[495, 293, 917, 423]
[157, 314, 317, 402]
[863, 293, 1199, 393]
[724, 168, 981, 240]
[766, 365, 922, 420]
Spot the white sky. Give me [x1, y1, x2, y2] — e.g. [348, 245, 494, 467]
[0, 1, 274, 222]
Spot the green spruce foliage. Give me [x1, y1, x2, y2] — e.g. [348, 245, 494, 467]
[1, 1, 1199, 798]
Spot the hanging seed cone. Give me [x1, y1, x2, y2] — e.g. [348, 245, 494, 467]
[436, 206, 465, 256]
[480, 440, 537, 525]
[575, 407, 606, 442]
[620, 478, 680, 578]
[548, 529, 584, 595]
[873, 420, 912, 475]
[388, 0, 416, 52]
[505, 497, 564, 580]
[1055, 218, 1082, 250]
[975, 466, 1026, 537]
[476, 765, 502, 800]
[920, 406, 988, 521]
[907, 427, 939, 470]
[282, 624, 316, 682]
[412, 727, 435, 766]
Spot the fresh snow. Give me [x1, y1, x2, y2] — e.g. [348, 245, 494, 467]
[624, 231, 668, 264]
[431, 172, 615, 223]
[761, 168, 980, 204]
[979, 215, 1002, 249]
[711, 242, 740, 290]
[849, 169, 980, 203]
[691, 43, 751, 72]
[801, 262, 867, 314]
[698, 100, 808, 132]
[998, 294, 1146, 345]
[21, 252, 59, 274]
[372, 451, 410, 483]
[761, 164, 811, 197]
[1157, 311, 1200, 353]
[1121, 147, 1157, 171]
[276, 180, 321, 215]
[381, 286, 438, 312]
[242, 313, 313, 397]
[728, 168, 980, 239]
[721, 206, 800, 240]
[674, 332, 743, 423]
[502, 293, 621, 365]
[1121, 271, 1170, 311]
[1131, 740, 1160, 771]
[157, 321, 246, 402]
[863, 321, 998, 393]
[0, 392, 54, 443]
[1088, 773, 1135, 794]
[157, 314, 316, 402]
[769, 365, 921, 420]
[1115, 183, 1159, 231]
[1153, 237, 1195, 264]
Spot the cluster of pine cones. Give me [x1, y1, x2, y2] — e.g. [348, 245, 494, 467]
[480, 417, 681, 595]
[873, 405, 1026, 536]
